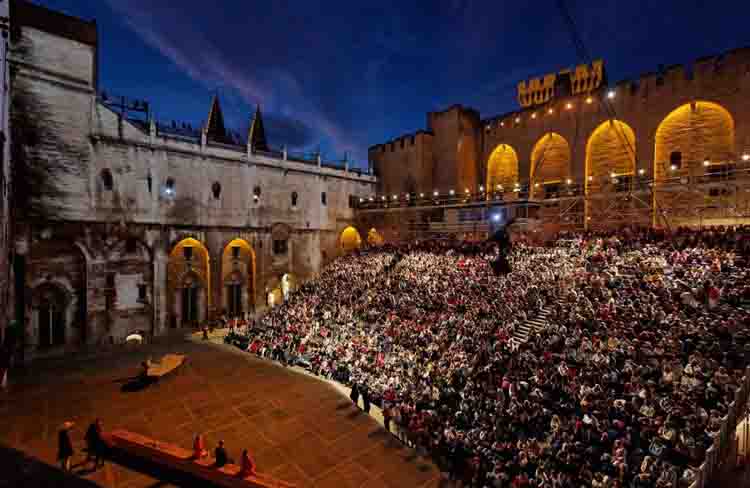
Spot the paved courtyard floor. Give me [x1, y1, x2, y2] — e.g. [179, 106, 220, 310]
[0, 336, 446, 488]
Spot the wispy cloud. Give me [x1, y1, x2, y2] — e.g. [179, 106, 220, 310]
[103, 0, 362, 159]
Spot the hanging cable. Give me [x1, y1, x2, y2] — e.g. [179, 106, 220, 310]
[556, 0, 669, 230]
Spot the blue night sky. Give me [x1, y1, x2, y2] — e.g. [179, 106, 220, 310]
[33, 0, 750, 168]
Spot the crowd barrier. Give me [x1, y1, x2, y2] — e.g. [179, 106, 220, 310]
[689, 365, 750, 488]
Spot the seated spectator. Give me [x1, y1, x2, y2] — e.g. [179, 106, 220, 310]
[214, 440, 229, 468]
[237, 449, 256, 478]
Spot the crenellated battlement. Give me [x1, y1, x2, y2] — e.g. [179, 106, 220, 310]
[616, 46, 750, 100]
[368, 130, 433, 154]
[518, 60, 604, 108]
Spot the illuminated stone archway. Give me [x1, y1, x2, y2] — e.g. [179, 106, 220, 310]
[367, 228, 384, 246]
[530, 133, 570, 197]
[486, 144, 519, 192]
[221, 238, 256, 317]
[586, 119, 636, 190]
[168, 237, 210, 327]
[654, 101, 734, 180]
[340, 226, 362, 252]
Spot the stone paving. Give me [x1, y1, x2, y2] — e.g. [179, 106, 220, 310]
[0, 337, 447, 487]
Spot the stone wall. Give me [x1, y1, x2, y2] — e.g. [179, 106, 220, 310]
[371, 131, 434, 197]
[0, 0, 11, 344]
[370, 49, 750, 229]
[9, 1, 376, 359]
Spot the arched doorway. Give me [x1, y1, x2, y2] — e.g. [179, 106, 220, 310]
[224, 271, 244, 317]
[221, 238, 256, 317]
[530, 133, 571, 198]
[340, 226, 362, 252]
[367, 228, 384, 246]
[486, 144, 519, 192]
[179, 271, 204, 326]
[32, 283, 68, 349]
[654, 101, 734, 179]
[168, 237, 210, 327]
[26, 241, 87, 350]
[586, 119, 636, 188]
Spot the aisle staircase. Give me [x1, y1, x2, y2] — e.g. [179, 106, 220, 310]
[511, 306, 553, 345]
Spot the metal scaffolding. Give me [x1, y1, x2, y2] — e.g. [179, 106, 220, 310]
[355, 157, 750, 239]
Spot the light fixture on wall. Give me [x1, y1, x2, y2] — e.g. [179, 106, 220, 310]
[703, 159, 711, 167]
[607, 90, 616, 99]
[670, 164, 678, 171]
[449, 189, 455, 195]
[586, 97, 593, 104]
[419, 193, 424, 198]
[433, 190, 439, 196]
[743, 153, 750, 161]
[638, 168, 646, 175]
[566, 179, 572, 185]
[566, 103, 573, 110]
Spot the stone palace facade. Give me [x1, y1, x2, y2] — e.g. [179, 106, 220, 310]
[6, 0, 374, 359]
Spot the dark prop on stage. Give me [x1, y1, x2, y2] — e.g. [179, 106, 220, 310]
[488, 218, 515, 276]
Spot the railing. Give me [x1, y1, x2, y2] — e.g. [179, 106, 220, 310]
[690, 365, 750, 488]
[358, 159, 750, 210]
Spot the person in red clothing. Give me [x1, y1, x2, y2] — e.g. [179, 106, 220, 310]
[237, 449, 257, 478]
[192, 434, 208, 459]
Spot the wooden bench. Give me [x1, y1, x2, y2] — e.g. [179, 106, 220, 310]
[146, 354, 186, 378]
[103, 429, 294, 488]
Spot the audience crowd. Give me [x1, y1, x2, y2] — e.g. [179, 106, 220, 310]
[225, 226, 750, 488]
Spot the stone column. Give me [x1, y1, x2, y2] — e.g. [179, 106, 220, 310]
[213, 251, 222, 320]
[154, 248, 168, 336]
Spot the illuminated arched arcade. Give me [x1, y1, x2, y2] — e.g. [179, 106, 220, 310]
[486, 144, 519, 192]
[586, 119, 636, 188]
[168, 237, 210, 327]
[340, 226, 362, 252]
[221, 238, 256, 317]
[654, 101, 734, 180]
[530, 133, 571, 198]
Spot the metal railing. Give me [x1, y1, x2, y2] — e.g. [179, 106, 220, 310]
[357, 159, 750, 211]
[690, 365, 750, 488]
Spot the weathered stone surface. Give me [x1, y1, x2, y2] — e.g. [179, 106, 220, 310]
[8, 2, 375, 359]
[369, 52, 750, 230]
